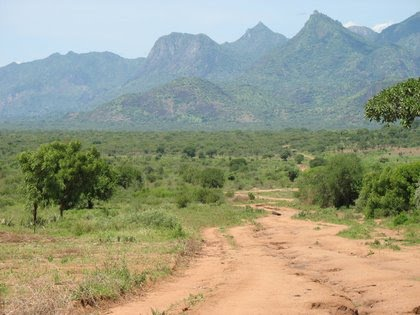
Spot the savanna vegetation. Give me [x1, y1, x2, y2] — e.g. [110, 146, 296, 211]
[0, 125, 419, 313]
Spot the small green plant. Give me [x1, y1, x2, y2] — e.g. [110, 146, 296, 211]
[248, 192, 256, 200]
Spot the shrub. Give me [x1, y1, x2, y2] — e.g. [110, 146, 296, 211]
[200, 168, 225, 188]
[309, 157, 326, 168]
[229, 158, 247, 172]
[294, 154, 304, 164]
[248, 192, 256, 200]
[298, 154, 363, 208]
[286, 166, 299, 182]
[194, 188, 224, 204]
[358, 161, 420, 218]
[182, 146, 196, 158]
[280, 149, 291, 161]
[176, 194, 190, 208]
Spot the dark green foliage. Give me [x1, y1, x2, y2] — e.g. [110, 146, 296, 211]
[294, 154, 304, 164]
[200, 168, 225, 188]
[183, 146, 196, 158]
[358, 161, 420, 217]
[19, 141, 115, 218]
[286, 166, 299, 182]
[194, 188, 224, 204]
[229, 158, 248, 172]
[280, 149, 292, 161]
[298, 154, 363, 208]
[176, 193, 190, 208]
[116, 164, 143, 189]
[365, 78, 420, 128]
[309, 157, 326, 168]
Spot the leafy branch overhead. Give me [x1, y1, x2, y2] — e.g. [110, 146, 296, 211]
[365, 78, 420, 128]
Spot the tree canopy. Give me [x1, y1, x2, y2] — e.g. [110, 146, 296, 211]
[19, 141, 115, 220]
[365, 78, 420, 128]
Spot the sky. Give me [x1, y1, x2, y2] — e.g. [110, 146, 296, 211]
[0, 0, 419, 67]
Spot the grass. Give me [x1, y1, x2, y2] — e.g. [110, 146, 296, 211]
[337, 221, 375, 239]
[369, 238, 401, 251]
[0, 196, 263, 314]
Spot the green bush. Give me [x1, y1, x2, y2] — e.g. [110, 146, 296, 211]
[358, 161, 420, 218]
[309, 157, 326, 168]
[200, 168, 225, 188]
[229, 158, 247, 172]
[298, 154, 363, 208]
[194, 188, 224, 204]
[176, 194, 191, 208]
[294, 154, 304, 164]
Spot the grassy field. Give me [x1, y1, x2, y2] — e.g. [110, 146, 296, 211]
[0, 128, 419, 313]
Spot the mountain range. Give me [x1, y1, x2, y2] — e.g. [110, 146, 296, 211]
[1, 11, 419, 130]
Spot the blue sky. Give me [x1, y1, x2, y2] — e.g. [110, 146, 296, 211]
[0, 0, 418, 67]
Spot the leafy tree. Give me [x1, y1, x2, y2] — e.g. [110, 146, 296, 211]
[294, 154, 304, 164]
[116, 164, 142, 189]
[19, 142, 64, 231]
[286, 166, 300, 182]
[182, 146, 196, 158]
[298, 154, 363, 208]
[206, 149, 217, 158]
[19, 141, 115, 219]
[365, 78, 420, 128]
[200, 168, 225, 188]
[358, 161, 420, 217]
[156, 145, 165, 155]
[309, 157, 326, 168]
[229, 158, 247, 172]
[280, 149, 292, 161]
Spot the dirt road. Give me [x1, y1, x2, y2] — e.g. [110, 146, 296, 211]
[109, 207, 420, 315]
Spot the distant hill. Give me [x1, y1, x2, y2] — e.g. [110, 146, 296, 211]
[378, 11, 420, 59]
[0, 51, 144, 119]
[0, 10, 419, 130]
[71, 77, 256, 129]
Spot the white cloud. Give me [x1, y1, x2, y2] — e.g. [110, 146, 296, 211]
[343, 21, 358, 28]
[372, 22, 393, 32]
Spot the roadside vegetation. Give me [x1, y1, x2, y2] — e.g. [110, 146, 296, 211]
[0, 125, 419, 313]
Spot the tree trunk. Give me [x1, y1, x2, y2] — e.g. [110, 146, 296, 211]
[60, 204, 64, 218]
[33, 202, 38, 233]
[87, 199, 94, 209]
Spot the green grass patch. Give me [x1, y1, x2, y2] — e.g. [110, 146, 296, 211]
[337, 221, 375, 239]
[73, 261, 170, 307]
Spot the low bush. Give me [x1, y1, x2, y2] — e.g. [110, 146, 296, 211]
[194, 188, 224, 204]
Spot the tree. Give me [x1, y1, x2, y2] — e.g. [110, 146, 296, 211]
[294, 154, 304, 164]
[182, 146, 196, 158]
[19, 142, 65, 231]
[297, 154, 363, 208]
[365, 78, 420, 128]
[286, 166, 300, 182]
[19, 141, 115, 220]
[358, 161, 420, 217]
[200, 168, 225, 188]
[280, 149, 292, 161]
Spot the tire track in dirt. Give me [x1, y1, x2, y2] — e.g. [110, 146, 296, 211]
[109, 207, 420, 315]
